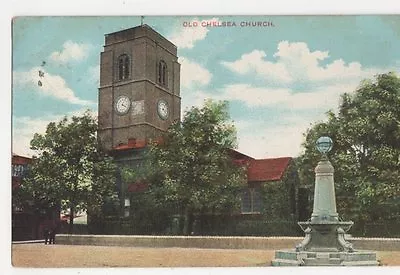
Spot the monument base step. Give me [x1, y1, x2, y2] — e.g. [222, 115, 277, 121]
[270, 259, 301, 266]
[272, 249, 379, 266]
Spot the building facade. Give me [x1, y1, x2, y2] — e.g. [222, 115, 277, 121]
[12, 154, 35, 241]
[12, 154, 63, 241]
[96, 25, 301, 236]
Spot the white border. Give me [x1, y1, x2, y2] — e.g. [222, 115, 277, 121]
[6, 0, 400, 15]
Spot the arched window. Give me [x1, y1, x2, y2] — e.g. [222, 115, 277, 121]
[118, 54, 130, 81]
[158, 60, 167, 86]
[241, 187, 262, 214]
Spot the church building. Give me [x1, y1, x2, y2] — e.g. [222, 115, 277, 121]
[97, 24, 301, 235]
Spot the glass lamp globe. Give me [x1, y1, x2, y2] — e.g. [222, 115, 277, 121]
[316, 136, 333, 154]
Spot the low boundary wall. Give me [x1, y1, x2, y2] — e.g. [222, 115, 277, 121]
[56, 235, 400, 251]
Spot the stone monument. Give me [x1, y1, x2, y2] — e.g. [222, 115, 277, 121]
[272, 136, 379, 266]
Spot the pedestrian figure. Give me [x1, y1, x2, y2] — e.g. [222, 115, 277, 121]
[44, 227, 51, 244]
[48, 227, 56, 244]
[43, 219, 59, 244]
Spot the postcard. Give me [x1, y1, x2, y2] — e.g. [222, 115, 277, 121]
[10, 14, 400, 272]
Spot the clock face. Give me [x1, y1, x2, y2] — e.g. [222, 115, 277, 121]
[157, 99, 169, 120]
[115, 96, 131, 115]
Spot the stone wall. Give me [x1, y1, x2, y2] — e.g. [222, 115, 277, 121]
[56, 235, 400, 251]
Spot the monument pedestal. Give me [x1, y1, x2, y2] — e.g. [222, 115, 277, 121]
[272, 137, 379, 266]
[272, 220, 379, 266]
[296, 220, 354, 252]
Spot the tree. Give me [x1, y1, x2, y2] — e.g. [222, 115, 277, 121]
[145, 100, 246, 235]
[116, 166, 171, 235]
[16, 111, 117, 233]
[298, 73, 400, 228]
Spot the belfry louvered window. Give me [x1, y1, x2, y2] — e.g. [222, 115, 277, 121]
[118, 54, 130, 81]
[158, 60, 167, 86]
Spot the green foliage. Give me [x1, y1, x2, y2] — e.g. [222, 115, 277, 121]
[15, 111, 117, 233]
[145, 100, 246, 234]
[126, 192, 172, 234]
[261, 182, 291, 219]
[298, 73, 400, 227]
[260, 162, 298, 220]
[120, 167, 138, 183]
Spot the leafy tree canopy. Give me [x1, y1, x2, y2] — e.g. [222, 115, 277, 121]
[16, 111, 117, 233]
[144, 100, 246, 234]
[298, 73, 400, 224]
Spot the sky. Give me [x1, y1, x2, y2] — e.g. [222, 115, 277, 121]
[11, 15, 400, 159]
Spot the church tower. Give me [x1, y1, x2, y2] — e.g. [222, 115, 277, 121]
[98, 24, 181, 152]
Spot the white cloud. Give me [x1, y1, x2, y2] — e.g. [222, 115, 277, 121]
[221, 41, 381, 85]
[221, 50, 292, 84]
[237, 123, 307, 158]
[179, 57, 212, 89]
[168, 18, 220, 49]
[284, 83, 354, 110]
[12, 116, 53, 157]
[12, 109, 96, 157]
[200, 82, 353, 113]
[13, 67, 95, 105]
[235, 115, 320, 159]
[217, 41, 400, 114]
[179, 57, 213, 118]
[50, 40, 91, 64]
[217, 84, 291, 107]
[181, 89, 213, 117]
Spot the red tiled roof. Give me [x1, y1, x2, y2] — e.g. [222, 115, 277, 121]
[246, 157, 292, 182]
[113, 138, 164, 151]
[113, 140, 147, 150]
[229, 149, 254, 161]
[12, 154, 32, 190]
[12, 154, 32, 165]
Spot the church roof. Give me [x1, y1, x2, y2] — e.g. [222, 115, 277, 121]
[113, 138, 164, 151]
[246, 157, 292, 182]
[113, 140, 147, 151]
[228, 149, 254, 161]
[12, 154, 32, 165]
[114, 144, 291, 182]
[229, 149, 292, 182]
